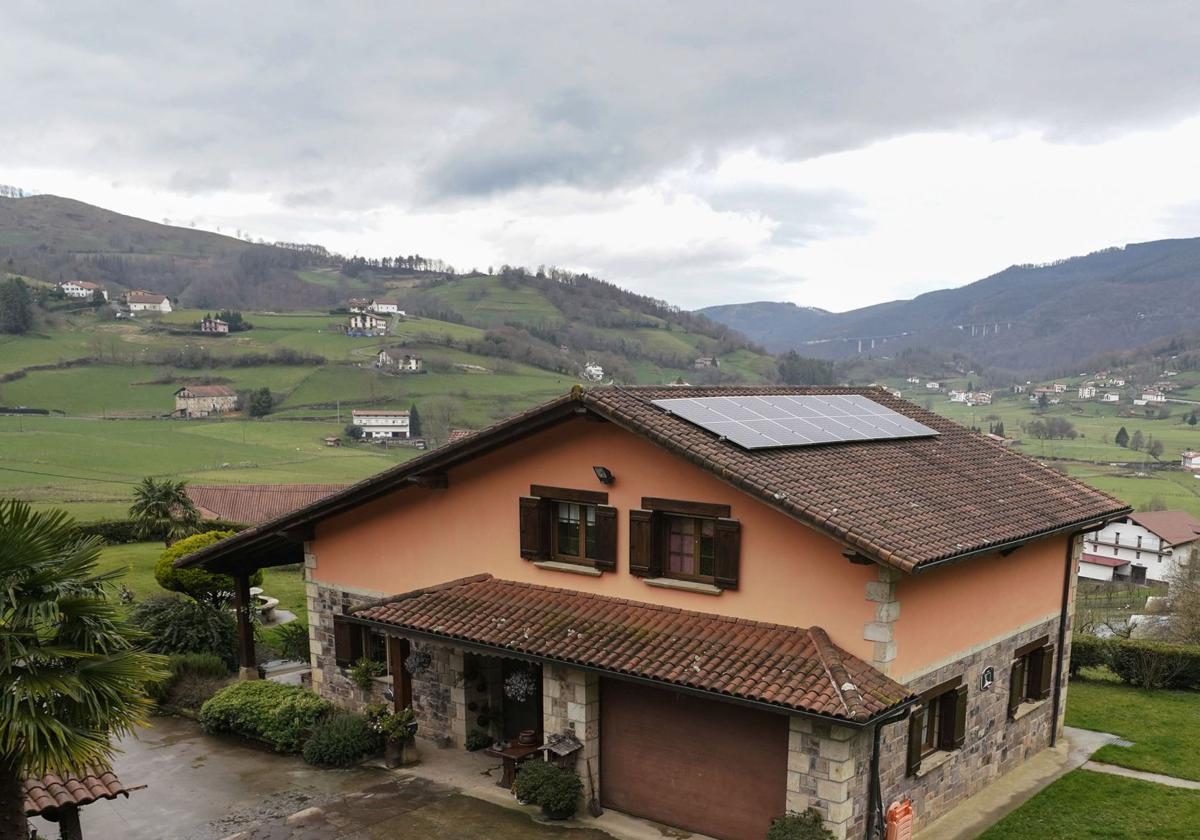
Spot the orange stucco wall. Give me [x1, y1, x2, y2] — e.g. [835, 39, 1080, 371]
[890, 534, 1069, 679]
[312, 416, 881, 662]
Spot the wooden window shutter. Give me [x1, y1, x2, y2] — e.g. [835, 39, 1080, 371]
[906, 704, 925, 777]
[713, 518, 741, 590]
[519, 496, 549, 560]
[333, 615, 361, 668]
[594, 505, 618, 571]
[1008, 659, 1023, 718]
[950, 685, 969, 749]
[1037, 643, 1055, 700]
[628, 509, 659, 577]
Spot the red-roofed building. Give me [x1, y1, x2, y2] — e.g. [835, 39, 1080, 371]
[1082, 510, 1200, 584]
[174, 385, 238, 418]
[186, 484, 350, 525]
[176, 387, 1128, 839]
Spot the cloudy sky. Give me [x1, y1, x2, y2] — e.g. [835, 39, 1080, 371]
[5, 2, 1200, 311]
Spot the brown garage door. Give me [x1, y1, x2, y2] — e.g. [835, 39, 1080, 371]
[600, 678, 788, 840]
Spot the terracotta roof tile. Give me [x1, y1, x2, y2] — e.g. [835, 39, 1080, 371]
[1127, 511, 1200, 547]
[186, 484, 350, 525]
[176, 385, 236, 397]
[355, 575, 911, 723]
[23, 768, 129, 817]
[581, 386, 1129, 571]
[1081, 553, 1128, 568]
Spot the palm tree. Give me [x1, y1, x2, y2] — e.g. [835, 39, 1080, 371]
[129, 477, 199, 544]
[0, 500, 165, 838]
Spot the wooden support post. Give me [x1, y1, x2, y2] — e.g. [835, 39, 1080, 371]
[389, 636, 413, 711]
[58, 805, 82, 840]
[234, 571, 258, 679]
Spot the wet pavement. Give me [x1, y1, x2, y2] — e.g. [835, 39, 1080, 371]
[36, 715, 613, 840]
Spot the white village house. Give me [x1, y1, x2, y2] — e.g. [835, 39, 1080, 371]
[351, 409, 411, 439]
[125, 291, 172, 313]
[199, 316, 229, 334]
[347, 313, 388, 335]
[1081, 511, 1200, 584]
[1101, 393, 1120, 403]
[1141, 389, 1167, 404]
[376, 349, 422, 372]
[582, 362, 605, 382]
[58, 280, 107, 300]
[1183, 450, 1200, 473]
[1077, 385, 1097, 400]
[368, 299, 404, 315]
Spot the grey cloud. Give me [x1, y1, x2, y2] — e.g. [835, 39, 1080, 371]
[5, 1, 1200, 204]
[167, 167, 232, 195]
[704, 187, 871, 246]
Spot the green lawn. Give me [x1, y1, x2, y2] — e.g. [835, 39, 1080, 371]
[1066, 676, 1200, 781]
[978, 769, 1200, 839]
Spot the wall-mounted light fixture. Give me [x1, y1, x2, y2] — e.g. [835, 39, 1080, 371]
[592, 465, 615, 485]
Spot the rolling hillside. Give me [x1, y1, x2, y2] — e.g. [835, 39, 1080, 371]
[702, 238, 1200, 376]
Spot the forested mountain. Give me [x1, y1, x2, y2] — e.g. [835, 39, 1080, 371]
[701, 238, 1200, 376]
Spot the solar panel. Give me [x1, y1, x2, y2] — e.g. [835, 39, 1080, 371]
[650, 394, 939, 450]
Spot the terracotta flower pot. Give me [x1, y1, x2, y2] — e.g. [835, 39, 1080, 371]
[384, 738, 416, 768]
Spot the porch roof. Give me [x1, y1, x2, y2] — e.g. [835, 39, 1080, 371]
[352, 574, 913, 724]
[23, 767, 129, 817]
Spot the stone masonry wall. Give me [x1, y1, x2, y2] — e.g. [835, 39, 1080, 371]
[542, 665, 601, 792]
[874, 613, 1064, 835]
[787, 717, 873, 840]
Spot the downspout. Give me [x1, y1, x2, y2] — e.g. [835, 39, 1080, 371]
[864, 704, 914, 840]
[1049, 531, 1079, 747]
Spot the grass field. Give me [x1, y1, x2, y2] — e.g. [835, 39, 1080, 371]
[1066, 673, 1200, 781]
[977, 769, 1200, 839]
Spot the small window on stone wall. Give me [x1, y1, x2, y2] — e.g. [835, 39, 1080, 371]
[906, 676, 968, 776]
[1008, 637, 1054, 718]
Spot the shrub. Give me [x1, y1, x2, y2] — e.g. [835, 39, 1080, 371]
[363, 704, 417, 743]
[1070, 635, 1114, 677]
[144, 653, 231, 704]
[155, 531, 262, 605]
[348, 657, 387, 689]
[513, 759, 559, 804]
[75, 518, 243, 545]
[302, 713, 381, 767]
[272, 621, 311, 663]
[200, 680, 332, 753]
[464, 730, 493, 752]
[766, 810, 835, 840]
[537, 766, 583, 820]
[130, 595, 238, 669]
[1109, 637, 1200, 690]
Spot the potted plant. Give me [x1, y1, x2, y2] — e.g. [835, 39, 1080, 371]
[366, 704, 419, 767]
[348, 657, 386, 691]
[537, 766, 583, 820]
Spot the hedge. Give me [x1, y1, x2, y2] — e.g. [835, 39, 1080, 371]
[302, 713, 381, 767]
[199, 680, 332, 753]
[1071, 633, 1200, 690]
[75, 518, 244, 545]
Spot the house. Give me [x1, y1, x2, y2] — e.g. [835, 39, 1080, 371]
[199, 316, 229, 334]
[1052, 383, 1067, 394]
[1183, 451, 1200, 473]
[325, 437, 342, 447]
[1011, 384, 1027, 394]
[125, 291, 172, 313]
[1082, 511, 1200, 584]
[1141, 390, 1167, 404]
[351, 409, 410, 439]
[347, 313, 388, 335]
[185, 484, 349, 525]
[1077, 386, 1097, 400]
[925, 381, 940, 390]
[348, 298, 370, 313]
[948, 390, 969, 403]
[58, 280, 106, 300]
[967, 392, 992, 406]
[1078, 553, 1131, 582]
[177, 386, 1127, 840]
[446, 428, 474, 444]
[368, 299, 404, 315]
[173, 385, 238, 418]
[694, 356, 720, 369]
[906, 377, 921, 384]
[1101, 393, 1120, 403]
[1110, 378, 1126, 387]
[582, 362, 604, 382]
[377, 349, 423, 371]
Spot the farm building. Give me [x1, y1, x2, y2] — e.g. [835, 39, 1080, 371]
[173, 385, 238, 418]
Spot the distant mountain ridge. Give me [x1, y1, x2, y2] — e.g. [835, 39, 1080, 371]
[700, 238, 1200, 375]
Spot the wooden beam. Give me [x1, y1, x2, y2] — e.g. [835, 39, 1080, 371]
[389, 636, 413, 711]
[233, 572, 258, 678]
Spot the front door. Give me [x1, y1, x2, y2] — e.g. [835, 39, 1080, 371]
[501, 659, 543, 742]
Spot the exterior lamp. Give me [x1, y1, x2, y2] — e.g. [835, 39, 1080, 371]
[593, 466, 615, 485]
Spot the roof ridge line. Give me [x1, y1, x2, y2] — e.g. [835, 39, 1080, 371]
[807, 626, 870, 722]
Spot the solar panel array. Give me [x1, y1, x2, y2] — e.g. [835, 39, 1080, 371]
[650, 394, 939, 450]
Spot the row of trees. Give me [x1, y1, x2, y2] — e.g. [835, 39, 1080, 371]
[1113, 426, 1166, 457]
[0, 278, 33, 334]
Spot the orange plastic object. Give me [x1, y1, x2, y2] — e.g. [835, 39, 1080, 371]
[885, 799, 914, 840]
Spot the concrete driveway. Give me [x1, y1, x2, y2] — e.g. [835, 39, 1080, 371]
[40, 716, 616, 840]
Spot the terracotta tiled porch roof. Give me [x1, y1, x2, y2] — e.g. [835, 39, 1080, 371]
[354, 575, 912, 723]
[23, 767, 129, 817]
[185, 484, 350, 525]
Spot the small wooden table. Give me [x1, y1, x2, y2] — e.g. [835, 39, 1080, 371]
[485, 743, 543, 789]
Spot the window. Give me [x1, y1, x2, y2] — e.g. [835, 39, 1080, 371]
[629, 498, 740, 590]
[907, 677, 968, 775]
[554, 501, 598, 563]
[666, 515, 716, 581]
[1008, 637, 1054, 718]
[520, 486, 616, 571]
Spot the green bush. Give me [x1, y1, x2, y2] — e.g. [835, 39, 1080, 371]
[766, 810, 835, 840]
[1070, 635, 1115, 677]
[144, 653, 231, 704]
[464, 730, 493, 752]
[302, 713, 381, 767]
[513, 759, 559, 804]
[200, 680, 333, 753]
[1109, 637, 1200, 690]
[272, 621, 311, 663]
[155, 531, 262, 605]
[74, 518, 244, 545]
[130, 595, 238, 669]
[348, 657, 387, 690]
[537, 766, 583, 820]
[170, 673, 230, 710]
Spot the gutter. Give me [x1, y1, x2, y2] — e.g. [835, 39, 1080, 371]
[341, 613, 915, 731]
[864, 704, 914, 840]
[1050, 528, 1082, 747]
